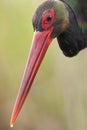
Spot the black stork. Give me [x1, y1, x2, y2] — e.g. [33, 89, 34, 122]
[10, 0, 87, 126]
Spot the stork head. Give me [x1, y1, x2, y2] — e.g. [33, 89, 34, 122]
[32, 0, 69, 37]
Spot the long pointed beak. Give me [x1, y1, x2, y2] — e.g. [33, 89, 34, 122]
[10, 28, 53, 127]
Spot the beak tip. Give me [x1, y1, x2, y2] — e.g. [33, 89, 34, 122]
[10, 123, 14, 128]
[10, 117, 15, 128]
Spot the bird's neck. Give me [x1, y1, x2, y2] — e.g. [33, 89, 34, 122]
[57, 2, 87, 57]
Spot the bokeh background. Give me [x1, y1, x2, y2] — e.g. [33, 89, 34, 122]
[0, 0, 87, 130]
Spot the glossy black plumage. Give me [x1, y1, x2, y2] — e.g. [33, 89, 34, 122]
[58, 1, 87, 57]
[62, 0, 87, 22]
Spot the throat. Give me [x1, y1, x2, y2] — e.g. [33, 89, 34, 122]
[57, 30, 87, 57]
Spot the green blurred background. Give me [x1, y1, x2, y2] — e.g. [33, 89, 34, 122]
[0, 0, 87, 130]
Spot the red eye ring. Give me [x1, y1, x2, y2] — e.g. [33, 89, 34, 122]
[42, 8, 55, 29]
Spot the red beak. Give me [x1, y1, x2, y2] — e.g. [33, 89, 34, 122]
[10, 28, 53, 127]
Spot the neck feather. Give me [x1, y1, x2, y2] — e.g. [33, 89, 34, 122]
[57, 2, 87, 57]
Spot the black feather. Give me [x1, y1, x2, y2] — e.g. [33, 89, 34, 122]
[57, 0, 87, 57]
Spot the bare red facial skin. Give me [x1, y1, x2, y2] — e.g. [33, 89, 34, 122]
[42, 8, 55, 29]
[10, 27, 54, 127]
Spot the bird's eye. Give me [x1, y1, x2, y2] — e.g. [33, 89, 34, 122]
[46, 16, 52, 22]
[42, 8, 55, 29]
